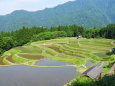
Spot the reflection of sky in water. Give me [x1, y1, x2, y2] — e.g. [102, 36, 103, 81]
[85, 61, 93, 67]
[93, 53, 107, 58]
[35, 59, 73, 66]
[0, 65, 76, 86]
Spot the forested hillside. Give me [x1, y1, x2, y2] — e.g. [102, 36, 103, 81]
[0, 0, 115, 31]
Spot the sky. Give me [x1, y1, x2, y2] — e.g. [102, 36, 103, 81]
[0, 0, 75, 15]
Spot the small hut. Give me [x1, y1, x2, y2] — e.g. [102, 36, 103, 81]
[77, 34, 82, 39]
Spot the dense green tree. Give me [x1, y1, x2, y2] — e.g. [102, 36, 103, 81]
[0, 24, 115, 56]
[33, 31, 67, 41]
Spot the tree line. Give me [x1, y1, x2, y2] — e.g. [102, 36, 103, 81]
[0, 24, 115, 56]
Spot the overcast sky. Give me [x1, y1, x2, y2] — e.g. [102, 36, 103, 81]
[0, 0, 75, 15]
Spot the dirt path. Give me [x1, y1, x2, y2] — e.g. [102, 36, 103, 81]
[106, 63, 115, 75]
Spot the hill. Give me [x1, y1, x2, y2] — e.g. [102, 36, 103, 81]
[0, 0, 115, 31]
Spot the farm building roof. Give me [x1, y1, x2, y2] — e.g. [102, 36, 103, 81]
[82, 62, 106, 79]
[87, 67, 102, 79]
[83, 62, 100, 75]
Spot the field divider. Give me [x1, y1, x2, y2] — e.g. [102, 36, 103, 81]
[12, 54, 30, 64]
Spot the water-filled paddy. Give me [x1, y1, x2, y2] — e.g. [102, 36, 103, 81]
[0, 65, 76, 86]
[14, 46, 42, 54]
[18, 54, 44, 60]
[63, 54, 82, 58]
[48, 46, 63, 53]
[35, 59, 73, 66]
[93, 53, 107, 58]
[85, 61, 93, 67]
[6, 55, 15, 63]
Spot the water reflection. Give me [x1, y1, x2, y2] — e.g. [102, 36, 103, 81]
[35, 59, 73, 66]
[0, 65, 76, 86]
[93, 53, 107, 58]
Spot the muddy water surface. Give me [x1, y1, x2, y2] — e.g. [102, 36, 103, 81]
[18, 54, 44, 60]
[6, 55, 15, 63]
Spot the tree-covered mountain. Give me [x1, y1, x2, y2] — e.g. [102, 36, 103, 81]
[0, 0, 115, 31]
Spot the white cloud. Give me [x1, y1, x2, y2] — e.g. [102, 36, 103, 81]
[0, 0, 75, 15]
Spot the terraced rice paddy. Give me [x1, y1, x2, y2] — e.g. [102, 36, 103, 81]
[0, 37, 115, 86]
[0, 37, 115, 69]
[35, 59, 73, 66]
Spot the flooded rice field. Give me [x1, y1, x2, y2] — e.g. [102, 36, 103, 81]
[18, 54, 44, 60]
[6, 55, 15, 63]
[85, 60, 93, 67]
[14, 46, 42, 54]
[0, 65, 76, 86]
[35, 59, 73, 66]
[93, 53, 107, 58]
